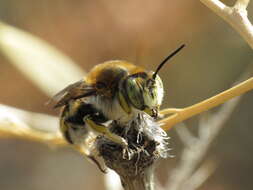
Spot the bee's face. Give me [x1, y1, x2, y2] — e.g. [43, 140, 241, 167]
[121, 72, 164, 118]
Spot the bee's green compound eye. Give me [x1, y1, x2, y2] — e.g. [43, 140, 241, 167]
[125, 76, 145, 110]
[122, 73, 164, 113]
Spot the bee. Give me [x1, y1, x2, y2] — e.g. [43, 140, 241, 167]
[52, 44, 185, 172]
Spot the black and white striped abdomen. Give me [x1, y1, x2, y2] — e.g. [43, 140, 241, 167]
[60, 101, 107, 145]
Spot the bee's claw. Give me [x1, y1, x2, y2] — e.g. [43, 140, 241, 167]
[88, 155, 108, 173]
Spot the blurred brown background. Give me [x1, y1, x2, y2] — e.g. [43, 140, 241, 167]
[0, 0, 252, 189]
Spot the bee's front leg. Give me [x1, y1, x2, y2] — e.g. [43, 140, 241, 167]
[84, 115, 128, 147]
[84, 115, 134, 160]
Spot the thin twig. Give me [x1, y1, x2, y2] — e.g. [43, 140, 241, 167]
[0, 104, 66, 146]
[159, 76, 253, 131]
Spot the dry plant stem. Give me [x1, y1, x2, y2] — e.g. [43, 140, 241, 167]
[121, 168, 154, 190]
[0, 104, 66, 146]
[160, 77, 253, 130]
[199, 0, 253, 49]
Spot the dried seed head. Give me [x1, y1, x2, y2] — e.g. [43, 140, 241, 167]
[96, 112, 171, 176]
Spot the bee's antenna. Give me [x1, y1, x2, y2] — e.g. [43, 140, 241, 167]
[153, 44, 185, 79]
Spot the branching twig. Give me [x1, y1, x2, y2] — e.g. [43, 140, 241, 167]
[166, 94, 241, 190]
[199, 0, 253, 48]
[159, 0, 252, 131]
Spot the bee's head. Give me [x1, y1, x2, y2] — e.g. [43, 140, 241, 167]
[121, 44, 185, 118]
[122, 72, 163, 118]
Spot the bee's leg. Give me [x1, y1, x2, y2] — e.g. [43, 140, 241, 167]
[84, 116, 134, 159]
[84, 116, 128, 147]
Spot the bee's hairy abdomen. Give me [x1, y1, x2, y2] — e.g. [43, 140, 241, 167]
[60, 100, 107, 144]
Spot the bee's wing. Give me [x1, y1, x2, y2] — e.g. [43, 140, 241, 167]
[51, 80, 96, 108]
